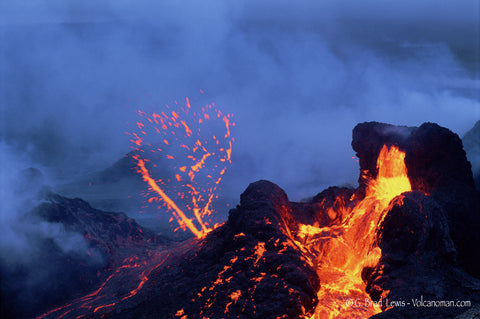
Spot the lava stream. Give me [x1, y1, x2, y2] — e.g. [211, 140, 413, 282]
[36, 249, 172, 319]
[298, 145, 412, 318]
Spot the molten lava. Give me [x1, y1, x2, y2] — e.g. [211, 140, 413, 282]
[127, 97, 234, 238]
[36, 250, 173, 319]
[297, 145, 411, 318]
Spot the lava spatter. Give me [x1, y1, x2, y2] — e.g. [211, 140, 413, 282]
[127, 97, 234, 238]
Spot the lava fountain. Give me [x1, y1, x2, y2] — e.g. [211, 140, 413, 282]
[297, 145, 412, 318]
[127, 97, 234, 238]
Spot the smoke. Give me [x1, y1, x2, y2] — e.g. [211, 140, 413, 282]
[1, 0, 479, 204]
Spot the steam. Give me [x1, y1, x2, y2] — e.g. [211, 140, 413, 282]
[0, 142, 45, 262]
[0, 142, 93, 261]
[0, 143, 103, 316]
[1, 0, 478, 202]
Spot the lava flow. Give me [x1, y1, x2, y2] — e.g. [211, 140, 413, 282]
[127, 97, 234, 238]
[297, 145, 412, 318]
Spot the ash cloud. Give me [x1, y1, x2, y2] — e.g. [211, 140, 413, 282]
[1, 0, 479, 206]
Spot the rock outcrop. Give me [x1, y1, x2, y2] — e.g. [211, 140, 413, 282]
[353, 122, 480, 278]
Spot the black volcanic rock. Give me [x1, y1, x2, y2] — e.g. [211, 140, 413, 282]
[405, 122, 475, 192]
[366, 191, 480, 318]
[378, 191, 456, 264]
[463, 120, 480, 190]
[365, 192, 456, 299]
[352, 122, 475, 193]
[352, 121, 480, 278]
[229, 180, 296, 238]
[57, 145, 233, 240]
[352, 122, 415, 193]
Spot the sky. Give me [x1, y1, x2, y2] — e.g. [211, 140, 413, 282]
[1, 0, 479, 202]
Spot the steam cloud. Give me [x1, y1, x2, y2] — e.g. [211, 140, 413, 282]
[0, 143, 104, 316]
[1, 0, 479, 206]
[0, 142, 93, 259]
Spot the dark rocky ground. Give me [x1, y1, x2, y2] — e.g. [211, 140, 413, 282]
[0, 189, 170, 319]
[463, 120, 480, 190]
[2, 121, 480, 319]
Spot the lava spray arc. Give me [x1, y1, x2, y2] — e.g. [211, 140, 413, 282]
[127, 96, 235, 238]
[298, 145, 412, 318]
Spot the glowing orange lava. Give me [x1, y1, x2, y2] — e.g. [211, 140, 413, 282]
[298, 145, 411, 318]
[128, 97, 234, 238]
[36, 251, 172, 319]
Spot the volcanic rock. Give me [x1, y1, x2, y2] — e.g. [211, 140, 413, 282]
[352, 122, 475, 192]
[353, 121, 480, 278]
[463, 120, 480, 190]
[35, 192, 168, 255]
[364, 191, 480, 318]
[352, 122, 415, 193]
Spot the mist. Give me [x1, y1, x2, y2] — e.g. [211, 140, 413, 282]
[1, 0, 479, 205]
[0, 142, 107, 316]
